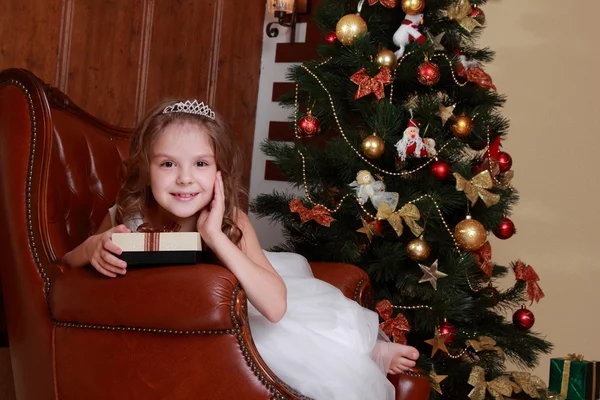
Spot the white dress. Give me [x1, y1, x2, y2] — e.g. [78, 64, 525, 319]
[248, 251, 395, 400]
[108, 207, 394, 399]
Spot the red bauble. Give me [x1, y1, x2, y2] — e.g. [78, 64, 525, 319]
[470, 7, 486, 25]
[298, 113, 321, 136]
[417, 62, 440, 86]
[438, 320, 456, 343]
[494, 217, 516, 240]
[497, 151, 513, 172]
[513, 306, 535, 330]
[430, 160, 452, 180]
[480, 284, 500, 307]
[325, 31, 337, 43]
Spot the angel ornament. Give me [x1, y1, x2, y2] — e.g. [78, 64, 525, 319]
[349, 170, 399, 211]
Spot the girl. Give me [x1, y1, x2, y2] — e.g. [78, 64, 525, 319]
[62, 99, 420, 400]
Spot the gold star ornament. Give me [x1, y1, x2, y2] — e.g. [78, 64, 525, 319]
[418, 259, 448, 290]
[436, 103, 456, 125]
[425, 331, 450, 357]
[356, 218, 376, 242]
[430, 369, 448, 394]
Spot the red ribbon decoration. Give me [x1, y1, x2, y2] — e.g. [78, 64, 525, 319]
[368, 0, 397, 7]
[350, 67, 393, 100]
[473, 241, 493, 277]
[514, 261, 545, 303]
[136, 221, 181, 251]
[289, 198, 335, 227]
[375, 300, 411, 345]
[456, 63, 497, 91]
[376, 299, 394, 320]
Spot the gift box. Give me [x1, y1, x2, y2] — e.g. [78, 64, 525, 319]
[112, 232, 203, 267]
[549, 355, 599, 400]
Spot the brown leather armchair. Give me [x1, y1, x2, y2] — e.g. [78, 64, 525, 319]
[0, 68, 431, 400]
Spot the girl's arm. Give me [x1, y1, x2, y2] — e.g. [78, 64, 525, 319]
[204, 210, 287, 323]
[198, 172, 287, 323]
[61, 213, 131, 277]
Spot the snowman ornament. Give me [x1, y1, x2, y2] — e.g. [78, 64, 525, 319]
[394, 117, 437, 161]
[392, 13, 426, 58]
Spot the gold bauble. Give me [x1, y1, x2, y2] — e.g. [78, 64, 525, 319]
[375, 49, 398, 69]
[401, 0, 426, 15]
[454, 217, 487, 251]
[335, 14, 368, 46]
[407, 238, 431, 261]
[450, 114, 473, 138]
[361, 134, 385, 159]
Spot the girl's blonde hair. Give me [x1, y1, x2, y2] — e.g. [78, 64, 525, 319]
[115, 98, 245, 245]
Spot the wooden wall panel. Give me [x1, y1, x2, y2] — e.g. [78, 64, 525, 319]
[67, 0, 145, 127]
[213, 0, 266, 195]
[0, 1, 62, 84]
[144, 0, 214, 111]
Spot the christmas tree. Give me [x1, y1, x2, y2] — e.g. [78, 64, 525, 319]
[252, 0, 552, 397]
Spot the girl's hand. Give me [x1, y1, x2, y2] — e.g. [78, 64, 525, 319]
[197, 171, 225, 244]
[87, 224, 131, 277]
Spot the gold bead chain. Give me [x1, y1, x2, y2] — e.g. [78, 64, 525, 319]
[392, 304, 433, 310]
[300, 64, 457, 177]
[447, 347, 469, 359]
[465, 270, 481, 292]
[408, 194, 461, 252]
[389, 50, 417, 103]
[431, 53, 469, 87]
[485, 128, 514, 191]
[294, 83, 301, 139]
[299, 151, 462, 252]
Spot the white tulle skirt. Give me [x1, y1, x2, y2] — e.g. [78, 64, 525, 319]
[248, 251, 395, 400]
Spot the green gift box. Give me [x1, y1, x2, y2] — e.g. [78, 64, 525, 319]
[549, 356, 599, 400]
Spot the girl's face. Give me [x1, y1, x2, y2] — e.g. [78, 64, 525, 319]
[149, 121, 217, 224]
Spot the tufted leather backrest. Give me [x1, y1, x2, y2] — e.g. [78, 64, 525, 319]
[0, 70, 133, 381]
[45, 109, 130, 261]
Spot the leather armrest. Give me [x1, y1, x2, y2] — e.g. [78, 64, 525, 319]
[50, 264, 240, 331]
[309, 262, 374, 308]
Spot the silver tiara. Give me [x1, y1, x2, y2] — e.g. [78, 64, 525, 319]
[162, 100, 215, 120]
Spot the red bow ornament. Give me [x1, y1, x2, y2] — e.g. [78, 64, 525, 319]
[350, 67, 393, 100]
[376, 300, 411, 344]
[473, 241, 493, 277]
[289, 198, 335, 227]
[514, 261, 545, 303]
[368, 0, 397, 7]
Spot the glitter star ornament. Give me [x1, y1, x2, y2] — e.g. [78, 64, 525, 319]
[425, 331, 450, 356]
[436, 103, 456, 125]
[430, 369, 448, 394]
[418, 259, 447, 290]
[357, 218, 376, 242]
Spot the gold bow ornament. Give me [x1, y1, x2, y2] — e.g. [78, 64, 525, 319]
[443, 0, 482, 32]
[454, 170, 501, 207]
[466, 336, 505, 359]
[511, 371, 547, 399]
[468, 366, 514, 400]
[376, 202, 424, 237]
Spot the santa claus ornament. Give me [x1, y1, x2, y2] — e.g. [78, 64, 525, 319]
[395, 116, 437, 161]
[392, 13, 425, 58]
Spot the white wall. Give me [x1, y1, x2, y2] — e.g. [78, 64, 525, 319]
[249, 10, 303, 249]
